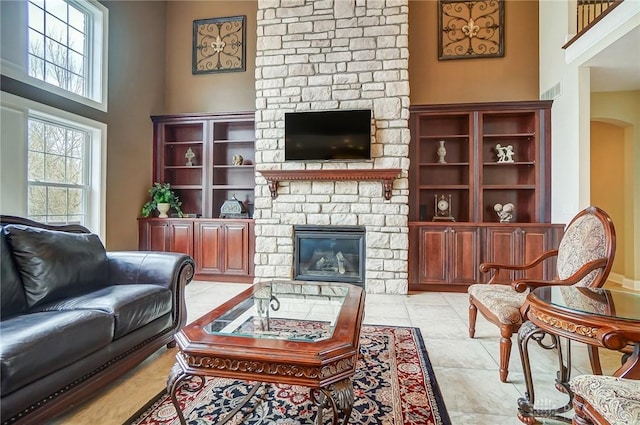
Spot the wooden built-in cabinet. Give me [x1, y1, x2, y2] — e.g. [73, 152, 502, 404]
[483, 224, 563, 284]
[409, 101, 564, 291]
[194, 220, 254, 277]
[139, 112, 256, 282]
[409, 224, 481, 286]
[138, 219, 194, 256]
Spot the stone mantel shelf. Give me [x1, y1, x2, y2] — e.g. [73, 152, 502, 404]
[259, 169, 402, 200]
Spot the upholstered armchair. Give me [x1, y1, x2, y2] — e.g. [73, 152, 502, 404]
[570, 375, 640, 425]
[468, 206, 616, 382]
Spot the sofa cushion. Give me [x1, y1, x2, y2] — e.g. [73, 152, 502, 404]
[0, 231, 27, 319]
[3, 225, 109, 308]
[0, 310, 114, 396]
[36, 284, 173, 339]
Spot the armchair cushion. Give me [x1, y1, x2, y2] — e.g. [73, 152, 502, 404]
[468, 284, 529, 325]
[557, 214, 607, 287]
[3, 225, 109, 308]
[570, 375, 640, 425]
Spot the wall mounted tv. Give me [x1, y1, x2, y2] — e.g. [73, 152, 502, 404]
[285, 109, 372, 161]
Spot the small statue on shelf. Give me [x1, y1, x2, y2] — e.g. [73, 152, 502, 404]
[185, 148, 195, 166]
[494, 203, 515, 222]
[495, 144, 515, 163]
[232, 154, 244, 166]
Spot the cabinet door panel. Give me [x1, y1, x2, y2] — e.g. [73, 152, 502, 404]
[146, 221, 169, 251]
[223, 223, 249, 275]
[194, 222, 223, 274]
[169, 222, 194, 256]
[418, 228, 447, 283]
[450, 228, 480, 284]
[521, 227, 555, 280]
[484, 228, 518, 283]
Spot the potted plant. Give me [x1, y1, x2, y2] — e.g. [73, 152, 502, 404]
[141, 182, 183, 218]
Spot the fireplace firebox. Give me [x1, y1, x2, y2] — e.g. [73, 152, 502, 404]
[293, 225, 365, 286]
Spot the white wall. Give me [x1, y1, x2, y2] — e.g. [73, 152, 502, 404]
[539, 1, 640, 224]
[0, 101, 28, 215]
[539, 1, 585, 224]
[539, 1, 640, 288]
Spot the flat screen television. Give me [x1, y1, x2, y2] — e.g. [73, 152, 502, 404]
[285, 109, 372, 161]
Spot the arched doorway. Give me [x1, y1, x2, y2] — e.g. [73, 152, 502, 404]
[590, 120, 626, 285]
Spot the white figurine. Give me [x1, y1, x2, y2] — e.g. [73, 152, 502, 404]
[494, 203, 515, 222]
[495, 144, 505, 162]
[503, 145, 515, 162]
[496, 144, 515, 163]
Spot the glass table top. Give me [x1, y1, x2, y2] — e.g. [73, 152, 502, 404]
[204, 281, 350, 342]
[531, 286, 640, 321]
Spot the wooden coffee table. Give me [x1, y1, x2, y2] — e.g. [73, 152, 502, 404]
[167, 280, 366, 425]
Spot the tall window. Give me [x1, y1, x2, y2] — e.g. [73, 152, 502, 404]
[27, 116, 90, 225]
[28, 0, 90, 97]
[0, 0, 108, 110]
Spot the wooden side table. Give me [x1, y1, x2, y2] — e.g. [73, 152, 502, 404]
[516, 286, 640, 424]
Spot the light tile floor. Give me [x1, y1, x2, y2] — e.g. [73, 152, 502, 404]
[58, 280, 627, 425]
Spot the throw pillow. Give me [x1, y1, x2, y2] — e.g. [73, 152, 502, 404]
[0, 231, 28, 318]
[3, 225, 109, 308]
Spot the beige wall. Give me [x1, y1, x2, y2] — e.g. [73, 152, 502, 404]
[408, 0, 539, 105]
[164, 1, 257, 114]
[591, 91, 640, 287]
[590, 121, 625, 277]
[103, 1, 167, 250]
[163, 1, 540, 112]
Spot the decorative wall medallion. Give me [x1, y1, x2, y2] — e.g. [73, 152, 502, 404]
[193, 16, 246, 74]
[438, 0, 504, 60]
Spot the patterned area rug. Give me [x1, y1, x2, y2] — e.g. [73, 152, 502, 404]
[126, 325, 451, 425]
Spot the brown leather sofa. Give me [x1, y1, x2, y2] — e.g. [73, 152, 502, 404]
[0, 216, 195, 425]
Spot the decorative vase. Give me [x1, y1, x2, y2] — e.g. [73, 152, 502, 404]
[157, 202, 170, 218]
[437, 140, 447, 163]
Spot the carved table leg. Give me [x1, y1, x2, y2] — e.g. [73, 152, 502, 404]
[310, 379, 355, 425]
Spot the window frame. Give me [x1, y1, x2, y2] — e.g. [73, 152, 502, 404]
[27, 114, 92, 226]
[0, 91, 106, 239]
[0, 0, 108, 112]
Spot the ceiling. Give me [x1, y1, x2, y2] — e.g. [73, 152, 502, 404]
[586, 25, 640, 92]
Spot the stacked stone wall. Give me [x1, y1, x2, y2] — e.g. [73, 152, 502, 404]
[254, 0, 410, 294]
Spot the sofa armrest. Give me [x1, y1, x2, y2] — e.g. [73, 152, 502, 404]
[107, 251, 195, 330]
[107, 251, 194, 289]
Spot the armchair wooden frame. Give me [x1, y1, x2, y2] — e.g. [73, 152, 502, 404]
[468, 206, 617, 382]
[571, 372, 640, 425]
[573, 391, 612, 425]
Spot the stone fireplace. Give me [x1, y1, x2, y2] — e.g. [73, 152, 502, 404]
[294, 225, 366, 286]
[253, 0, 410, 294]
